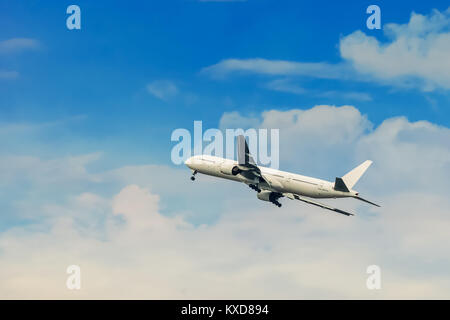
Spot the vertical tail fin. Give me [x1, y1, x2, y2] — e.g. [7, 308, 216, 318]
[342, 160, 372, 190]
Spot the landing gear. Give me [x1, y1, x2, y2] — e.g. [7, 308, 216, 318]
[249, 184, 261, 193]
[269, 193, 282, 207]
[190, 170, 197, 181]
[272, 200, 282, 208]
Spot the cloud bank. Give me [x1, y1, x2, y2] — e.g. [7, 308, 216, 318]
[340, 7, 450, 90]
[1, 105, 449, 299]
[202, 59, 351, 80]
[202, 7, 450, 91]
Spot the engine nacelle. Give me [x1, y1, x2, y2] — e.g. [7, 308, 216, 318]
[257, 190, 279, 202]
[219, 163, 241, 176]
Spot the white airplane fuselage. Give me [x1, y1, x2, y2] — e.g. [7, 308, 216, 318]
[185, 155, 359, 199]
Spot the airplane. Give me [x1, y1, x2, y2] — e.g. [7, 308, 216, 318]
[184, 135, 379, 216]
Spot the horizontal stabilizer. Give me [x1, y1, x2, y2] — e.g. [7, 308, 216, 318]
[354, 196, 380, 207]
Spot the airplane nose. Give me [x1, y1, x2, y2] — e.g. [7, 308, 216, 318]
[184, 157, 193, 167]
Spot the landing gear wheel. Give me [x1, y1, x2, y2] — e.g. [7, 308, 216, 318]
[190, 170, 198, 181]
[272, 200, 282, 207]
[249, 184, 262, 193]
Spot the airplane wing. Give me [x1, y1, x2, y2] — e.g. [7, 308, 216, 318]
[284, 193, 354, 216]
[354, 196, 380, 207]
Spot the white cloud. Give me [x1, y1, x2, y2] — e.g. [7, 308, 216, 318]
[112, 184, 187, 231]
[265, 78, 372, 101]
[319, 91, 372, 102]
[356, 116, 450, 192]
[0, 106, 450, 298]
[202, 7, 450, 91]
[266, 78, 307, 94]
[0, 153, 102, 188]
[218, 105, 450, 192]
[0, 38, 40, 54]
[340, 7, 450, 90]
[219, 111, 262, 130]
[221, 105, 372, 172]
[146, 80, 178, 100]
[202, 58, 352, 79]
[0, 38, 40, 80]
[1, 183, 449, 298]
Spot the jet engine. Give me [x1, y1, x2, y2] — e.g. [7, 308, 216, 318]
[257, 190, 282, 207]
[219, 162, 241, 176]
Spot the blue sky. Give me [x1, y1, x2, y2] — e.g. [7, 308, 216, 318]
[1, 1, 450, 298]
[1, 0, 449, 167]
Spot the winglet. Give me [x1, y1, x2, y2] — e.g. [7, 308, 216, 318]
[237, 135, 256, 166]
